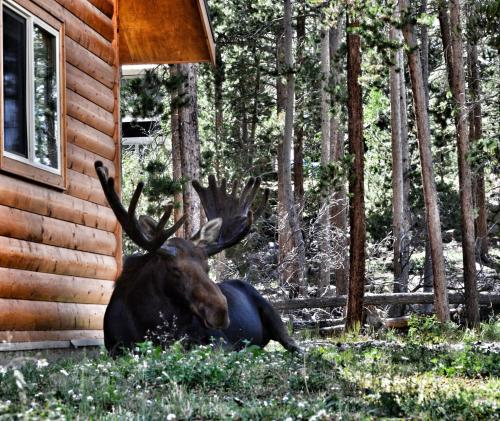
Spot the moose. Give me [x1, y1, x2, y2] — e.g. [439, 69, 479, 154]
[95, 161, 300, 356]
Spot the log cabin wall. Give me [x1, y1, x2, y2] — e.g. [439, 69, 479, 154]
[0, 0, 120, 346]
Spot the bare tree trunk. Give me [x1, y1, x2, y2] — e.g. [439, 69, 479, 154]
[399, 0, 450, 322]
[214, 50, 224, 178]
[294, 13, 306, 217]
[421, 0, 433, 296]
[345, 13, 366, 331]
[278, 0, 306, 297]
[319, 22, 331, 291]
[445, 0, 479, 327]
[389, 23, 409, 317]
[178, 63, 201, 238]
[170, 65, 184, 237]
[467, 42, 488, 260]
[330, 23, 349, 296]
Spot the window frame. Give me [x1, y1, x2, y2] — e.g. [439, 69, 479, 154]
[0, 0, 66, 189]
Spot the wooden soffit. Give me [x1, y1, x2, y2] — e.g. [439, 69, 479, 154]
[118, 0, 215, 65]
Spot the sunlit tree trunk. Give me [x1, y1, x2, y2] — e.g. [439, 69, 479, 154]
[399, 0, 449, 322]
[330, 23, 349, 296]
[170, 64, 184, 237]
[467, 39, 488, 261]
[319, 22, 331, 291]
[389, 22, 409, 317]
[178, 63, 201, 238]
[278, 0, 306, 297]
[345, 12, 366, 331]
[443, 0, 479, 326]
[294, 12, 306, 217]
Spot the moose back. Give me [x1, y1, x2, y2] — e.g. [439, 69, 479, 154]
[95, 162, 299, 355]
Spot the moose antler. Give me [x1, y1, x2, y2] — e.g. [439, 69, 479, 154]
[192, 175, 269, 256]
[95, 161, 185, 255]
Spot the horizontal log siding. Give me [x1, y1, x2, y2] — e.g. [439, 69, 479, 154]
[0, 329, 103, 343]
[67, 116, 116, 160]
[0, 236, 117, 280]
[0, 299, 106, 330]
[67, 169, 109, 206]
[0, 0, 119, 340]
[65, 37, 114, 88]
[0, 175, 116, 231]
[67, 143, 115, 179]
[0, 205, 116, 255]
[55, 0, 114, 41]
[66, 63, 114, 112]
[0, 268, 113, 304]
[67, 90, 115, 136]
[87, 0, 113, 18]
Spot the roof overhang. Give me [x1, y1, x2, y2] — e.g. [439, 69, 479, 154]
[118, 0, 215, 66]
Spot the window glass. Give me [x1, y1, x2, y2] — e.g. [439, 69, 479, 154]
[33, 24, 58, 169]
[3, 8, 28, 158]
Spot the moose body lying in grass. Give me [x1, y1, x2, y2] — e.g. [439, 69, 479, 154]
[95, 162, 300, 356]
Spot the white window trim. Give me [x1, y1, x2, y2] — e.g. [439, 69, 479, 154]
[2, 0, 62, 175]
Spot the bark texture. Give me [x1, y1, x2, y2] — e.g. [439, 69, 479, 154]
[319, 23, 331, 290]
[399, 0, 450, 322]
[446, 0, 479, 326]
[329, 23, 349, 296]
[345, 15, 366, 331]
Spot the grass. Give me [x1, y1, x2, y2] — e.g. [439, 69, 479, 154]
[0, 317, 499, 420]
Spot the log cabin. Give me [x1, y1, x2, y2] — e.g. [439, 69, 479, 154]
[0, 0, 215, 351]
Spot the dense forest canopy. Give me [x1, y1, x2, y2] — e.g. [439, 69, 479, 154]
[120, 0, 499, 328]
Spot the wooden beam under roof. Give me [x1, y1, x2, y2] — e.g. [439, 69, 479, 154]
[118, 0, 215, 65]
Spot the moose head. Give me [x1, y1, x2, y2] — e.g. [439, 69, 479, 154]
[94, 161, 275, 354]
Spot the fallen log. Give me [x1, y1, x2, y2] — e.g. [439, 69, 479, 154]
[272, 292, 500, 310]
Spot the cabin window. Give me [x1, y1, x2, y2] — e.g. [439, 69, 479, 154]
[1, 0, 65, 188]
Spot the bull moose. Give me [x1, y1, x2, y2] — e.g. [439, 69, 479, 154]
[95, 161, 300, 356]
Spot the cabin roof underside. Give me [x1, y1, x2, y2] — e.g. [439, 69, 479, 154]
[118, 0, 215, 65]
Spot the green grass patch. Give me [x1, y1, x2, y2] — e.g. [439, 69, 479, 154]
[1, 322, 499, 420]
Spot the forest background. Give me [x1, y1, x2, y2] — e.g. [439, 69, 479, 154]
[119, 0, 499, 329]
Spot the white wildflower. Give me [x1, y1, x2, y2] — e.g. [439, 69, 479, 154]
[166, 414, 176, 420]
[36, 359, 48, 369]
[59, 369, 69, 376]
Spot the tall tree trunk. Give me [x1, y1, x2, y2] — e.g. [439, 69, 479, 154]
[319, 22, 331, 291]
[278, 0, 306, 297]
[345, 13, 366, 331]
[444, 0, 479, 326]
[294, 12, 306, 217]
[421, 0, 433, 298]
[283, 0, 306, 295]
[330, 23, 349, 296]
[399, 0, 450, 322]
[389, 23, 409, 317]
[178, 63, 201, 238]
[214, 49, 224, 178]
[467, 42, 488, 260]
[399, 49, 411, 246]
[170, 64, 184, 237]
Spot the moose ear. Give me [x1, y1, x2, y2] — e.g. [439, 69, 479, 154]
[192, 218, 223, 247]
[138, 215, 159, 240]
